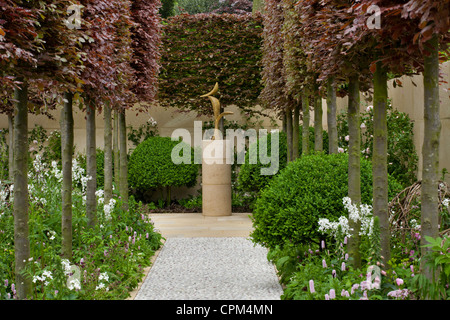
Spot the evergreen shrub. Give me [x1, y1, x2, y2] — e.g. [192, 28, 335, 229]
[128, 136, 198, 201]
[251, 153, 403, 249]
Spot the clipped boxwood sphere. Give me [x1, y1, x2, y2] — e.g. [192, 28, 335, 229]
[237, 126, 328, 193]
[251, 153, 402, 249]
[128, 136, 198, 191]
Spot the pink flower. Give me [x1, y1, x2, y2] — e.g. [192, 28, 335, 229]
[329, 289, 336, 299]
[321, 240, 326, 249]
[309, 280, 315, 293]
[341, 262, 346, 271]
[338, 147, 344, 153]
[325, 293, 330, 300]
[322, 259, 327, 268]
[344, 135, 350, 141]
[396, 278, 404, 286]
[332, 269, 336, 278]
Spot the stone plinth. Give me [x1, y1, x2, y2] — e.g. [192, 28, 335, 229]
[202, 139, 232, 216]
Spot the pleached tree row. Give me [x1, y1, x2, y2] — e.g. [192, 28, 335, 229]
[259, 0, 449, 283]
[0, 0, 161, 299]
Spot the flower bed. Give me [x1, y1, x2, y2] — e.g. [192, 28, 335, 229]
[0, 155, 162, 300]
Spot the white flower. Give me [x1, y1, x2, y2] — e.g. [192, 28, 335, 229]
[442, 198, 449, 208]
[360, 123, 366, 129]
[67, 279, 81, 291]
[99, 272, 109, 282]
[95, 282, 105, 290]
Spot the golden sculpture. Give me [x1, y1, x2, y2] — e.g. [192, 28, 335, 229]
[200, 82, 233, 140]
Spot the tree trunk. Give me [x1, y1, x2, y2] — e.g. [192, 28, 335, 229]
[347, 75, 362, 268]
[420, 34, 441, 282]
[103, 103, 113, 206]
[8, 113, 14, 181]
[119, 111, 129, 211]
[372, 61, 390, 265]
[314, 91, 323, 152]
[286, 107, 293, 163]
[113, 110, 120, 188]
[61, 92, 74, 260]
[327, 77, 338, 154]
[86, 101, 97, 227]
[292, 103, 300, 160]
[13, 80, 32, 299]
[282, 111, 287, 133]
[302, 90, 310, 155]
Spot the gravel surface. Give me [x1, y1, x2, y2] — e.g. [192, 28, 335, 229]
[134, 237, 283, 300]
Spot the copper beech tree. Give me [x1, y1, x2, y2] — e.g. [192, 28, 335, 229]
[0, 0, 85, 299]
[295, 0, 449, 273]
[0, 0, 161, 299]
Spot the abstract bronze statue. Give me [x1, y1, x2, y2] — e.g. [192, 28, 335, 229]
[200, 82, 233, 140]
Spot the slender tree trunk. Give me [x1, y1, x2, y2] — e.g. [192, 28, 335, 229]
[61, 92, 74, 260]
[104, 103, 113, 206]
[13, 80, 32, 299]
[113, 110, 120, 188]
[421, 34, 441, 283]
[119, 111, 129, 211]
[86, 101, 97, 227]
[219, 106, 225, 137]
[282, 111, 287, 133]
[8, 114, 14, 181]
[372, 61, 390, 265]
[292, 103, 300, 160]
[286, 107, 293, 163]
[347, 75, 362, 268]
[314, 90, 323, 152]
[327, 77, 338, 154]
[302, 90, 310, 155]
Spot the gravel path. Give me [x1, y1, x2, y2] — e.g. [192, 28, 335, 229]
[134, 237, 283, 300]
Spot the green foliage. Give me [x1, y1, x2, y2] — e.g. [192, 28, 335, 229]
[127, 117, 159, 150]
[158, 13, 263, 116]
[76, 149, 113, 189]
[251, 153, 402, 249]
[237, 127, 328, 194]
[160, 0, 176, 18]
[337, 101, 418, 187]
[410, 235, 450, 300]
[128, 136, 199, 191]
[0, 129, 8, 181]
[175, 0, 222, 14]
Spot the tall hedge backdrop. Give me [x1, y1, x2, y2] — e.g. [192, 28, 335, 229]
[158, 13, 263, 116]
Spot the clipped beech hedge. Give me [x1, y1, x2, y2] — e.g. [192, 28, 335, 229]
[128, 136, 199, 192]
[158, 13, 263, 116]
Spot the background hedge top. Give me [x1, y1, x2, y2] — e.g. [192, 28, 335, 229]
[157, 13, 263, 116]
